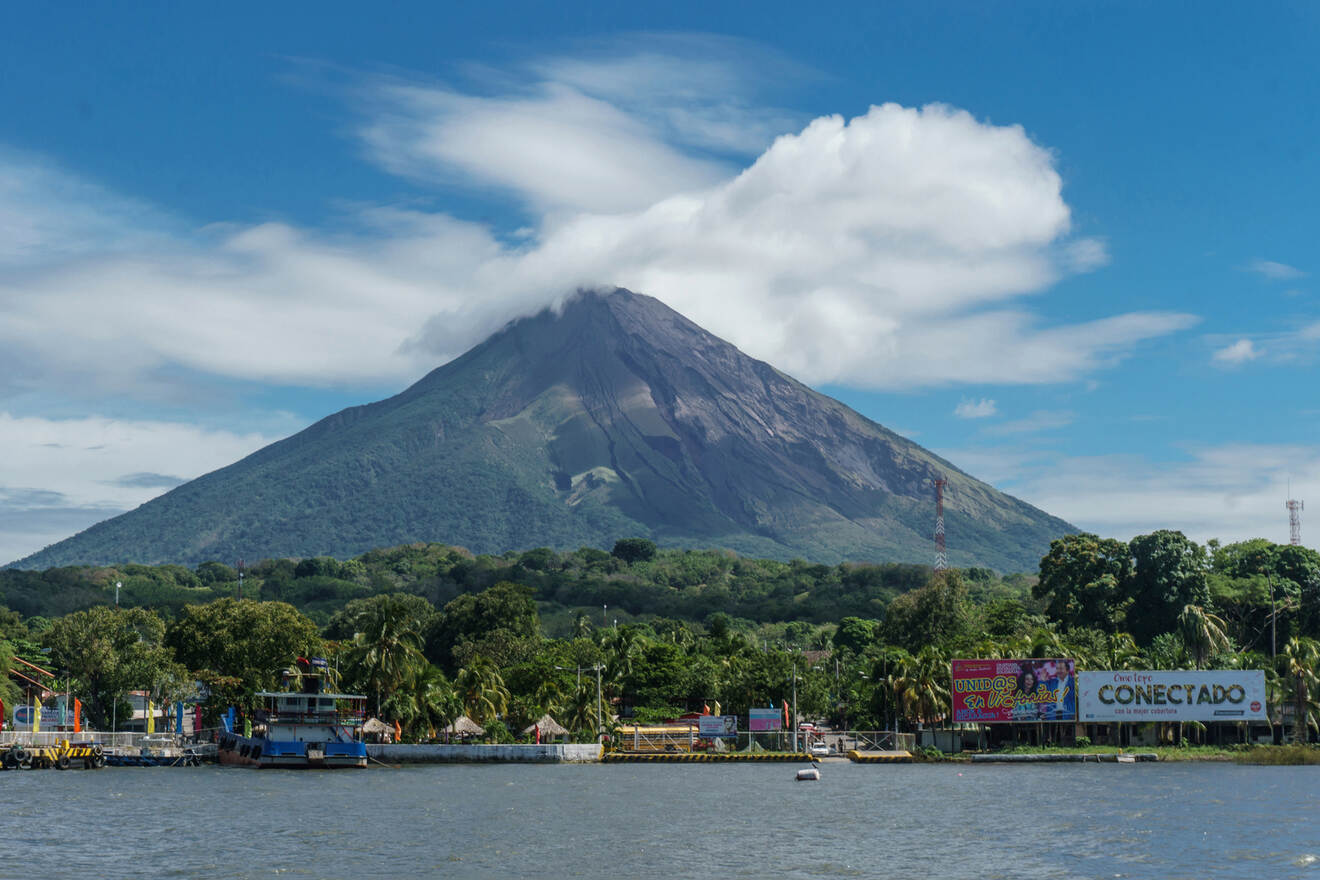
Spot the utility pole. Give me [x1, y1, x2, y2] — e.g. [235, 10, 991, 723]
[791, 663, 799, 753]
[1266, 569, 1277, 662]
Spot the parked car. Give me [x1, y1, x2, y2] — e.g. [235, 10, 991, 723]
[809, 742, 829, 757]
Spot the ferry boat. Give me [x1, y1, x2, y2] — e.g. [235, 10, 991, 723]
[217, 659, 368, 769]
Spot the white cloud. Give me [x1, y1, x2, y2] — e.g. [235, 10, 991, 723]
[0, 148, 176, 265]
[1204, 322, 1320, 368]
[983, 410, 1076, 436]
[951, 443, 1319, 549]
[1213, 338, 1259, 365]
[1246, 259, 1306, 281]
[360, 80, 731, 214]
[0, 92, 1194, 398]
[0, 413, 275, 565]
[954, 398, 998, 419]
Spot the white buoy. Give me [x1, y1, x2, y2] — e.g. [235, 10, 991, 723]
[795, 765, 820, 781]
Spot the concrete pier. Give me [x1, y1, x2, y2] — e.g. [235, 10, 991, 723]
[367, 743, 602, 763]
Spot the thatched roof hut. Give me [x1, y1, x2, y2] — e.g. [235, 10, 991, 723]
[362, 717, 390, 735]
[523, 714, 569, 737]
[444, 715, 485, 737]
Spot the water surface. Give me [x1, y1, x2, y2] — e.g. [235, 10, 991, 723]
[5, 761, 1318, 878]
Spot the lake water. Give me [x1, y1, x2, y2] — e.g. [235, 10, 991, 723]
[4, 761, 1319, 878]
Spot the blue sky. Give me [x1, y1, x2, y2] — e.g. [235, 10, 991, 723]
[1, 2, 1316, 566]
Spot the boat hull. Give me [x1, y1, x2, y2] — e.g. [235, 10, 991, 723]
[217, 734, 367, 769]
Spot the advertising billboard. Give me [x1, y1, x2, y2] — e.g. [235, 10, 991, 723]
[1078, 670, 1268, 722]
[698, 715, 738, 738]
[951, 658, 1077, 723]
[748, 708, 782, 731]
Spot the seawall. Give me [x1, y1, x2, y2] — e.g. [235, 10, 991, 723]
[367, 743, 603, 763]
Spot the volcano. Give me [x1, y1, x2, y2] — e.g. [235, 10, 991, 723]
[13, 288, 1072, 571]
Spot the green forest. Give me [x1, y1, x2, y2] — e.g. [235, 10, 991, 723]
[3, 530, 1319, 745]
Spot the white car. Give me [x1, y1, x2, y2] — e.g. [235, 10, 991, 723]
[809, 742, 829, 757]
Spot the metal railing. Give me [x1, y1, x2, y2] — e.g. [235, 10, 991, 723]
[1, 728, 225, 749]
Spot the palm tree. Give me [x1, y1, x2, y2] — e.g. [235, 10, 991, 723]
[1280, 637, 1320, 744]
[563, 676, 600, 735]
[384, 663, 460, 740]
[891, 645, 949, 729]
[456, 656, 510, 725]
[344, 596, 428, 717]
[1178, 604, 1232, 669]
[1099, 632, 1143, 671]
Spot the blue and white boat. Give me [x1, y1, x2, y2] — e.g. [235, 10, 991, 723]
[217, 660, 368, 769]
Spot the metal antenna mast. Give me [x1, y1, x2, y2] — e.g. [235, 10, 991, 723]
[1288, 496, 1304, 546]
[934, 477, 948, 572]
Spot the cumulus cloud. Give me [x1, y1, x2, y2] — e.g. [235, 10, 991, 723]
[954, 398, 998, 419]
[1247, 259, 1306, 281]
[0, 51, 1194, 400]
[0, 413, 273, 564]
[1213, 338, 1259, 365]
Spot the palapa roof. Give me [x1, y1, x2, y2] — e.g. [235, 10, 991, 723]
[444, 715, 485, 736]
[362, 717, 390, 734]
[523, 714, 569, 736]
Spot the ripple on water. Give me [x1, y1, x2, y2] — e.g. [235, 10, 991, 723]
[11, 763, 1320, 878]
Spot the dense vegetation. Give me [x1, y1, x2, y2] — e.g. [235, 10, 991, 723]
[3, 530, 1319, 746]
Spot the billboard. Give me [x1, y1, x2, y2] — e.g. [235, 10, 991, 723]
[1078, 670, 1268, 722]
[748, 708, 782, 732]
[951, 658, 1076, 723]
[698, 715, 738, 738]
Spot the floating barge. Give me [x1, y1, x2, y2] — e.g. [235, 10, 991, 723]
[0, 740, 107, 770]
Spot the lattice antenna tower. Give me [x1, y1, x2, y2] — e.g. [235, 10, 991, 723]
[934, 477, 949, 572]
[1288, 496, 1304, 546]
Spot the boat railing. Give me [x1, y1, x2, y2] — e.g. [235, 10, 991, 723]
[259, 710, 364, 726]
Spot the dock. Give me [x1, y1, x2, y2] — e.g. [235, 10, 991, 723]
[970, 753, 1159, 763]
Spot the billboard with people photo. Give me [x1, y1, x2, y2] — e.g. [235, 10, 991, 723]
[951, 658, 1077, 723]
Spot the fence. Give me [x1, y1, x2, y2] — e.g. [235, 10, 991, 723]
[0, 728, 224, 749]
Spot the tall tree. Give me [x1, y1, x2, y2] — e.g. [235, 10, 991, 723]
[1034, 533, 1132, 632]
[455, 656, 510, 724]
[1127, 531, 1209, 643]
[43, 606, 181, 729]
[1280, 637, 1320, 744]
[425, 582, 540, 672]
[166, 599, 321, 705]
[881, 571, 971, 653]
[1177, 604, 1232, 669]
[339, 593, 430, 716]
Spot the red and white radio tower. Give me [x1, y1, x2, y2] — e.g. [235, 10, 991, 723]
[934, 477, 948, 572]
[1287, 496, 1304, 546]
